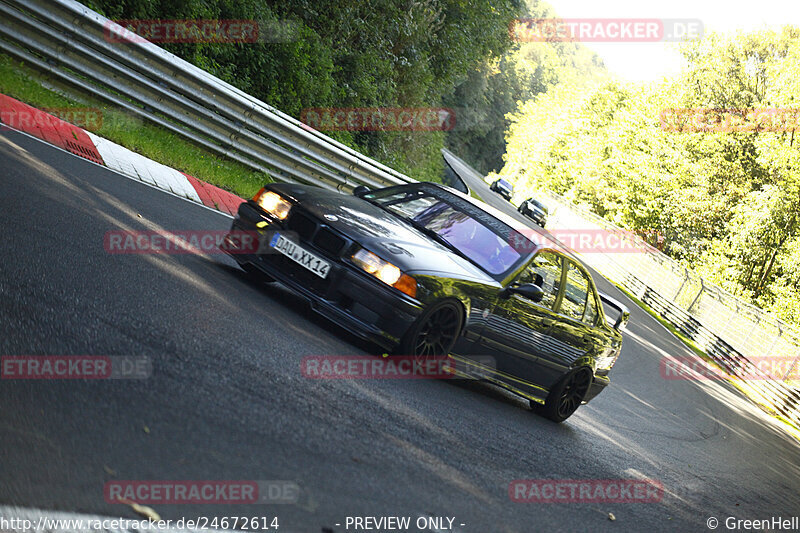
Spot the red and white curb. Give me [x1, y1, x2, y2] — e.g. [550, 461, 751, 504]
[0, 94, 245, 216]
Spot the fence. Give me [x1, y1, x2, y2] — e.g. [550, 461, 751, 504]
[0, 0, 415, 193]
[543, 191, 800, 426]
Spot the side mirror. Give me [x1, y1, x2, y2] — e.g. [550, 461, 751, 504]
[598, 292, 630, 331]
[507, 283, 544, 303]
[352, 185, 370, 197]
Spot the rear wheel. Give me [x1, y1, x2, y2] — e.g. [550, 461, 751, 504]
[534, 367, 593, 423]
[398, 300, 463, 358]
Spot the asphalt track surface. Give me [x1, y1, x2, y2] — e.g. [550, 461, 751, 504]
[2, 129, 800, 533]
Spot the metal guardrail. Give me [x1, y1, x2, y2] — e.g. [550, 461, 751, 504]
[543, 192, 800, 426]
[0, 0, 416, 193]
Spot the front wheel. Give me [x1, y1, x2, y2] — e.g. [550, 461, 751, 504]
[534, 367, 593, 423]
[397, 300, 464, 358]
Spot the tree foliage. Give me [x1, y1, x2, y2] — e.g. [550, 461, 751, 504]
[84, 0, 603, 181]
[500, 28, 800, 325]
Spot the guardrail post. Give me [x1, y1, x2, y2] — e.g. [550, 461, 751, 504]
[687, 279, 705, 313]
[673, 268, 690, 300]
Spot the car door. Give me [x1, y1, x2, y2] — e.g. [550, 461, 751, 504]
[475, 251, 564, 394]
[536, 259, 610, 388]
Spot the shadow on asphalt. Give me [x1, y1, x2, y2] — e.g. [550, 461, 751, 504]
[215, 261, 383, 355]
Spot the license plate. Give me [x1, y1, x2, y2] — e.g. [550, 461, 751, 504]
[269, 233, 331, 279]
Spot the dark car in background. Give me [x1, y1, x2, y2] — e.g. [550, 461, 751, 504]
[489, 178, 514, 201]
[223, 182, 628, 422]
[518, 197, 549, 227]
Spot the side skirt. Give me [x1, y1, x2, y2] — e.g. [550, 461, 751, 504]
[448, 353, 550, 405]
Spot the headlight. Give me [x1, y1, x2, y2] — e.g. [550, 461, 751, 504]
[351, 248, 417, 298]
[253, 189, 292, 220]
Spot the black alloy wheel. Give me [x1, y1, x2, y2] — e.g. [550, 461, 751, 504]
[398, 300, 464, 359]
[536, 367, 593, 423]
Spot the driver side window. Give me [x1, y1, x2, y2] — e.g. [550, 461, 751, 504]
[518, 252, 562, 309]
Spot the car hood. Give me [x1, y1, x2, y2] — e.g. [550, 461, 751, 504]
[271, 184, 495, 282]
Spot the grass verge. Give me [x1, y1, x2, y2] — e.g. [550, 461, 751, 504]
[0, 53, 269, 199]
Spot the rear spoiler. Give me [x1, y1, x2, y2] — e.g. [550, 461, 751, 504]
[599, 292, 630, 331]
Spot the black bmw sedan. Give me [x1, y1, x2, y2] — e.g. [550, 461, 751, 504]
[223, 182, 628, 422]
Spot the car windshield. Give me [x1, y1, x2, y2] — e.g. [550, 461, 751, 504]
[498, 179, 513, 190]
[365, 186, 526, 275]
[530, 198, 547, 212]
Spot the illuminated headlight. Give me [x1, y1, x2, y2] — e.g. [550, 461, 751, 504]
[253, 189, 292, 220]
[351, 248, 417, 298]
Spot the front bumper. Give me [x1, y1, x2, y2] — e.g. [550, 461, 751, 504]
[584, 373, 610, 403]
[224, 201, 423, 350]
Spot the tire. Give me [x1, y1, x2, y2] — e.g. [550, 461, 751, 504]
[534, 367, 593, 423]
[242, 263, 275, 283]
[397, 300, 464, 358]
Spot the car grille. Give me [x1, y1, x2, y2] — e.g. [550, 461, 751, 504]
[288, 211, 317, 241]
[287, 210, 348, 257]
